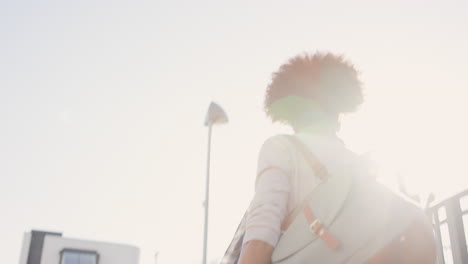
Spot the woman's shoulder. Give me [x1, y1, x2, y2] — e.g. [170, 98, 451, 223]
[258, 134, 296, 156]
[261, 134, 291, 146]
[257, 134, 295, 172]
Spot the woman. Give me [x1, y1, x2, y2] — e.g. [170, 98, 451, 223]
[237, 53, 436, 263]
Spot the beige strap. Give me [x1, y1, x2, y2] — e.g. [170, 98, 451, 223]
[280, 136, 341, 250]
[281, 135, 330, 230]
[286, 136, 329, 182]
[303, 204, 340, 249]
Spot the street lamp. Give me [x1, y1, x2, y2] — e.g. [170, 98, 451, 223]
[203, 102, 228, 264]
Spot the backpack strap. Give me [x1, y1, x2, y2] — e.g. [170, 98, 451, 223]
[281, 135, 340, 249]
[303, 202, 341, 249]
[286, 136, 329, 182]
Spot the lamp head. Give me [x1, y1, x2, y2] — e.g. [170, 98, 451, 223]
[204, 102, 228, 126]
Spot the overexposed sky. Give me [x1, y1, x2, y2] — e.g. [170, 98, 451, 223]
[1, 0, 468, 263]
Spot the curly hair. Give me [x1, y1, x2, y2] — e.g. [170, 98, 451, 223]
[264, 52, 364, 127]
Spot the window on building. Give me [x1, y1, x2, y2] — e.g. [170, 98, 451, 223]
[60, 249, 98, 264]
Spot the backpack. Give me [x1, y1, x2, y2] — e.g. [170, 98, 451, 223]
[222, 136, 437, 264]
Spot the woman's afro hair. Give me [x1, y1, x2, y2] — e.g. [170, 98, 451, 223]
[264, 52, 364, 125]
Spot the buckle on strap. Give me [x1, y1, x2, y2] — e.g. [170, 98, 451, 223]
[303, 205, 340, 249]
[309, 219, 325, 236]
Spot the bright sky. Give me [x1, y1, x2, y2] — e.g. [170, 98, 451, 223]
[1, 0, 467, 263]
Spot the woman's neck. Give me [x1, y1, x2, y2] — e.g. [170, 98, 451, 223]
[293, 111, 340, 136]
[294, 122, 339, 136]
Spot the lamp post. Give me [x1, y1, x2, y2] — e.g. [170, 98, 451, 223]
[203, 102, 228, 264]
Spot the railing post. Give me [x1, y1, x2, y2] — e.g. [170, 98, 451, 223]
[431, 211, 446, 264]
[445, 198, 468, 264]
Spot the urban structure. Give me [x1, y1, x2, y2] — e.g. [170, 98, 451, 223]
[429, 189, 468, 264]
[19, 230, 139, 264]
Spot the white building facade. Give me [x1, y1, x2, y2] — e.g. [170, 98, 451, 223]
[19, 230, 139, 264]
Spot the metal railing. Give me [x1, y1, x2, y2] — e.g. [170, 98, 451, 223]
[428, 190, 468, 264]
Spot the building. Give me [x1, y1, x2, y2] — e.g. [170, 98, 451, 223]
[19, 230, 139, 264]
